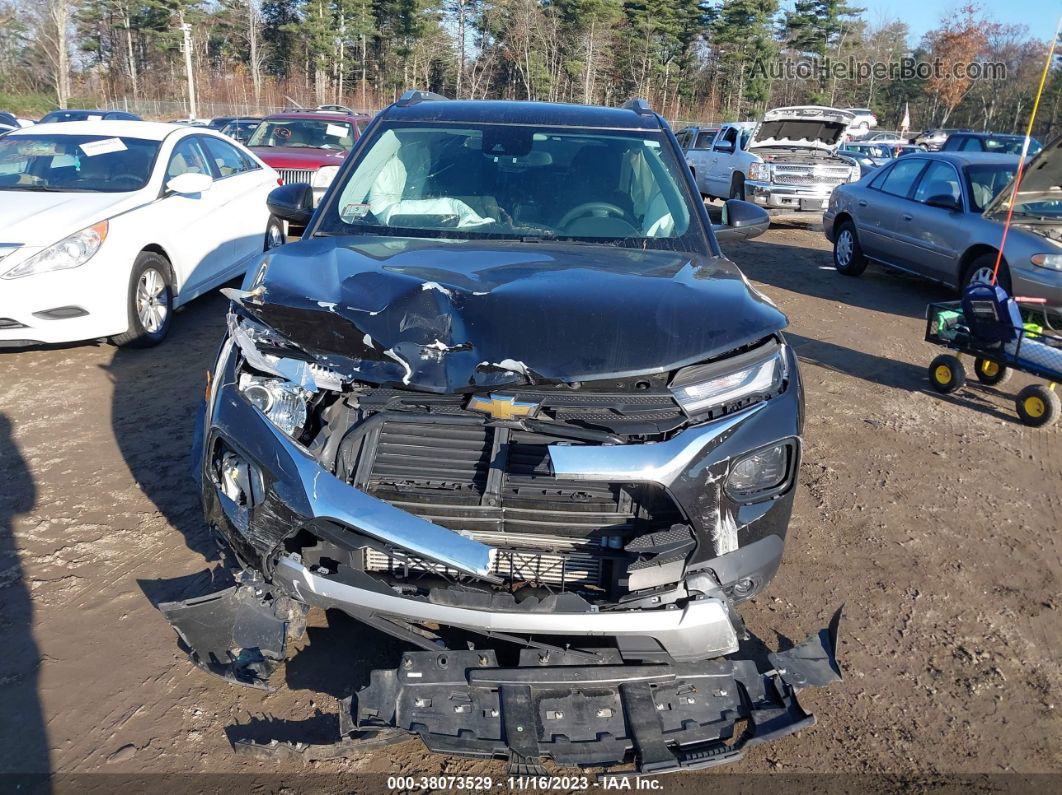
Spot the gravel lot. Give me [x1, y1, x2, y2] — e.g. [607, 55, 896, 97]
[1, 219, 1059, 786]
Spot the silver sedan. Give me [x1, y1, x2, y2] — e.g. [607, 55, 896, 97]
[823, 147, 1062, 314]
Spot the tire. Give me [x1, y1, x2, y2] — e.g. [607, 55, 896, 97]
[112, 251, 173, 348]
[264, 215, 286, 251]
[729, 175, 746, 201]
[1015, 384, 1060, 427]
[833, 220, 868, 276]
[929, 354, 966, 394]
[973, 356, 1011, 386]
[963, 252, 1012, 294]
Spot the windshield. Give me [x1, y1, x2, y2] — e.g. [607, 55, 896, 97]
[316, 123, 698, 248]
[966, 164, 1018, 212]
[0, 134, 159, 192]
[983, 136, 1041, 155]
[248, 118, 354, 150]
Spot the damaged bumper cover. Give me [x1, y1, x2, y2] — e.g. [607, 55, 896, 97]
[247, 613, 842, 776]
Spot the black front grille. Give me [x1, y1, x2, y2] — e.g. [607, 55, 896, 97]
[354, 418, 681, 540]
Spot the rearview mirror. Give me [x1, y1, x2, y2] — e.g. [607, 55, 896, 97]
[713, 199, 770, 242]
[166, 172, 213, 195]
[267, 183, 314, 226]
[925, 194, 961, 211]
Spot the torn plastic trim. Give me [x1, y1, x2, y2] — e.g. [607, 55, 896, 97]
[158, 581, 306, 689]
[341, 611, 841, 776]
[548, 402, 766, 486]
[273, 554, 740, 662]
[227, 310, 346, 393]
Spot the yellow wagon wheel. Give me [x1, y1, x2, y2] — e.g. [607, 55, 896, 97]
[973, 356, 1011, 386]
[929, 354, 966, 394]
[1015, 384, 1060, 427]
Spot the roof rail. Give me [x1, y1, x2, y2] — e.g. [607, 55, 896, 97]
[317, 104, 355, 113]
[396, 90, 449, 108]
[622, 98, 654, 116]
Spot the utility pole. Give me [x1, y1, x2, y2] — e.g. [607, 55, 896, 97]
[179, 19, 197, 120]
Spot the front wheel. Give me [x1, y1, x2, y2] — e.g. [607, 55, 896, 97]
[264, 215, 285, 251]
[112, 251, 173, 348]
[1015, 384, 1060, 427]
[929, 354, 965, 394]
[833, 220, 868, 276]
[963, 252, 1011, 294]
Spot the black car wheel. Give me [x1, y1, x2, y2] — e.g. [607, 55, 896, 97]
[963, 252, 1011, 294]
[112, 251, 173, 348]
[1015, 384, 1060, 427]
[265, 215, 286, 251]
[973, 357, 1011, 386]
[929, 354, 965, 394]
[833, 220, 868, 276]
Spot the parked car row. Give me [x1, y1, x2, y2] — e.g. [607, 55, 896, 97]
[824, 140, 1062, 315]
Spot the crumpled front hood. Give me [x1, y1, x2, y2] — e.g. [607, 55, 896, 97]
[234, 235, 787, 392]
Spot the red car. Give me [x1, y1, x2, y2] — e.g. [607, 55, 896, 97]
[247, 106, 371, 202]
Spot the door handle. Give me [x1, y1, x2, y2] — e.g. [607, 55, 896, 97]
[902, 213, 913, 221]
[858, 200, 868, 207]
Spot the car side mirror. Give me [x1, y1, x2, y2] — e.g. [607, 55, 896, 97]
[267, 183, 314, 226]
[713, 199, 770, 242]
[925, 194, 962, 212]
[714, 141, 735, 154]
[166, 172, 213, 195]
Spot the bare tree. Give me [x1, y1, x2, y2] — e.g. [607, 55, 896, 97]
[34, 0, 72, 107]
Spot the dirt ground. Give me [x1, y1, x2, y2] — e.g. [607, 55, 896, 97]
[1, 218, 1059, 789]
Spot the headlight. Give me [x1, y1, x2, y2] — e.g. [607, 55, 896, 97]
[849, 165, 861, 181]
[669, 343, 785, 417]
[747, 162, 769, 181]
[2, 221, 108, 279]
[1030, 253, 1062, 271]
[239, 373, 307, 437]
[726, 441, 795, 501]
[312, 165, 339, 188]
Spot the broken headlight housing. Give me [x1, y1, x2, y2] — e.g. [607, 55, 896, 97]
[2, 221, 108, 279]
[669, 341, 786, 417]
[238, 373, 308, 437]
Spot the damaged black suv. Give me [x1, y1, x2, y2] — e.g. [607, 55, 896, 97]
[170, 92, 840, 775]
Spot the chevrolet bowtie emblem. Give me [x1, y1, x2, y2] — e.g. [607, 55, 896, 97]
[467, 394, 540, 421]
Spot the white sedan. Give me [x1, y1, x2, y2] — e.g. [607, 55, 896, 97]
[0, 121, 283, 347]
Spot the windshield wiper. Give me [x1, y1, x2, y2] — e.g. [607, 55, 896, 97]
[0, 185, 97, 192]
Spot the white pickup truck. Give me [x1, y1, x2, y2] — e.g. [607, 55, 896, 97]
[679, 106, 859, 215]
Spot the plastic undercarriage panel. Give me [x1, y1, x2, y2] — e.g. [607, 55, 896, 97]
[354, 631, 840, 776]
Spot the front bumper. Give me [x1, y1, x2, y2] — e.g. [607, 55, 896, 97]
[745, 181, 839, 212]
[1013, 264, 1062, 316]
[0, 250, 128, 345]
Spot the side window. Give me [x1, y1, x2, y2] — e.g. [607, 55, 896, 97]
[913, 161, 962, 205]
[876, 158, 927, 198]
[694, 130, 715, 149]
[676, 130, 691, 150]
[200, 136, 256, 177]
[714, 128, 737, 151]
[961, 137, 983, 152]
[166, 137, 211, 180]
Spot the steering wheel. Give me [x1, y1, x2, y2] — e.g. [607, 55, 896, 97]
[557, 201, 629, 230]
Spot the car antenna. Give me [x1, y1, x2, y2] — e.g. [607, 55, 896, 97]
[622, 98, 654, 116]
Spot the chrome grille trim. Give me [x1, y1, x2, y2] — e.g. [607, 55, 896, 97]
[277, 168, 316, 185]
